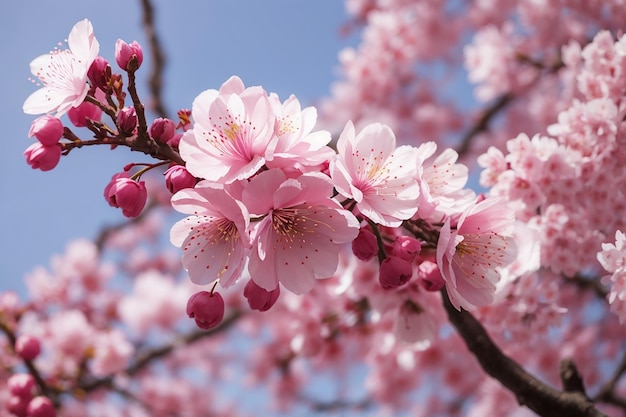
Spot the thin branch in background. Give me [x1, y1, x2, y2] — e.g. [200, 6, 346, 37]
[139, 0, 169, 119]
[442, 289, 608, 417]
[593, 350, 626, 412]
[455, 92, 514, 158]
[78, 311, 243, 393]
[567, 273, 609, 299]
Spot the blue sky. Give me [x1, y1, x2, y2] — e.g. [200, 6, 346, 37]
[0, 1, 355, 292]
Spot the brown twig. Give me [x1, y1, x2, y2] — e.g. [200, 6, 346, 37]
[455, 93, 514, 157]
[593, 350, 626, 411]
[139, 0, 169, 119]
[0, 319, 57, 400]
[78, 311, 243, 393]
[442, 289, 607, 417]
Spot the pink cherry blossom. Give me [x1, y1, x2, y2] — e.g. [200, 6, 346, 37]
[170, 183, 250, 287]
[437, 198, 517, 311]
[243, 169, 359, 294]
[179, 76, 276, 184]
[330, 121, 420, 227]
[23, 19, 99, 116]
[265, 93, 335, 173]
[90, 329, 134, 377]
[394, 299, 437, 348]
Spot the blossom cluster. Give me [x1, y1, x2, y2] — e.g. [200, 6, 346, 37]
[19, 20, 518, 340]
[9, 2, 626, 416]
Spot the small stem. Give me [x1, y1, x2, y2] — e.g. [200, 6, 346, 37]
[129, 160, 169, 180]
[84, 94, 116, 121]
[365, 218, 386, 263]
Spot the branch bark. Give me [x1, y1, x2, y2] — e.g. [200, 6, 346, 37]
[139, 0, 169, 119]
[442, 290, 608, 417]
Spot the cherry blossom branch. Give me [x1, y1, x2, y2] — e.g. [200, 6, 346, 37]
[60, 124, 184, 165]
[78, 311, 243, 393]
[0, 318, 56, 400]
[593, 350, 626, 411]
[139, 0, 169, 118]
[455, 52, 565, 158]
[567, 273, 609, 299]
[455, 92, 514, 157]
[299, 396, 372, 413]
[442, 289, 608, 417]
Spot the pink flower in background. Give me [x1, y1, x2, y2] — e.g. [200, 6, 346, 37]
[437, 198, 517, 310]
[23, 19, 99, 116]
[330, 121, 420, 227]
[179, 76, 276, 184]
[243, 169, 359, 294]
[170, 183, 250, 287]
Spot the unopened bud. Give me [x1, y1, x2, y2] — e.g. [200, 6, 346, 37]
[116, 107, 137, 137]
[87, 56, 111, 91]
[24, 143, 61, 171]
[379, 256, 413, 289]
[26, 396, 57, 417]
[115, 39, 143, 71]
[391, 236, 421, 262]
[8, 374, 35, 399]
[28, 115, 63, 146]
[186, 291, 225, 330]
[104, 173, 147, 218]
[244, 280, 280, 312]
[164, 165, 196, 194]
[149, 117, 176, 143]
[351, 228, 378, 261]
[15, 335, 41, 361]
[68, 100, 102, 128]
[418, 261, 445, 292]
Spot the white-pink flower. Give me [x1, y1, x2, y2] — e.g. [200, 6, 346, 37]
[242, 169, 359, 294]
[170, 182, 250, 287]
[179, 76, 276, 184]
[437, 198, 517, 311]
[330, 121, 420, 227]
[265, 93, 335, 172]
[23, 19, 99, 116]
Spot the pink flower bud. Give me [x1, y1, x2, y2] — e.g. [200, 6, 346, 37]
[26, 396, 56, 417]
[87, 56, 111, 91]
[15, 335, 41, 361]
[352, 228, 378, 261]
[104, 174, 147, 218]
[164, 165, 196, 194]
[186, 291, 225, 330]
[115, 39, 143, 71]
[244, 280, 280, 312]
[379, 256, 413, 289]
[418, 260, 445, 292]
[6, 395, 29, 417]
[68, 100, 102, 128]
[116, 107, 137, 137]
[8, 374, 35, 399]
[149, 118, 176, 143]
[392, 236, 421, 262]
[24, 143, 61, 171]
[28, 115, 63, 146]
[167, 133, 183, 148]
